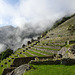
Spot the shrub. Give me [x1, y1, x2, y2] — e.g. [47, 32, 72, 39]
[0, 48, 13, 60]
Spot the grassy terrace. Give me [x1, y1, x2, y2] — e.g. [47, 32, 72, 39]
[31, 48, 54, 55]
[0, 53, 20, 75]
[23, 64, 75, 75]
[0, 58, 14, 75]
[0, 39, 66, 75]
[27, 50, 46, 57]
[34, 47, 60, 51]
[16, 53, 25, 57]
[40, 40, 65, 44]
[15, 48, 24, 52]
[36, 44, 65, 47]
[15, 41, 38, 53]
[23, 52, 33, 57]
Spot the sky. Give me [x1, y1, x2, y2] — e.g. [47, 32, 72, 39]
[0, 0, 75, 27]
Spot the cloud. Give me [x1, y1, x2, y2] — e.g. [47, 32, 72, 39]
[0, 0, 75, 28]
[0, 19, 3, 24]
[0, 0, 75, 50]
[0, 0, 75, 53]
[0, 44, 7, 53]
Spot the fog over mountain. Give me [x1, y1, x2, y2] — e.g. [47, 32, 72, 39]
[0, 21, 51, 53]
[0, 0, 75, 52]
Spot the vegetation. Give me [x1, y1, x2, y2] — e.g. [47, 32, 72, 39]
[31, 48, 54, 55]
[35, 47, 60, 51]
[0, 49, 13, 61]
[23, 64, 75, 75]
[51, 13, 75, 29]
[27, 50, 46, 56]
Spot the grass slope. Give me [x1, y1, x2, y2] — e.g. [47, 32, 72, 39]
[23, 64, 75, 75]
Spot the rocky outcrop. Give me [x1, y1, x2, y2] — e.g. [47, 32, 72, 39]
[58, 45, 75, 59]
[6, 64, 30, 75]
[58, 47, 68, 55]
[69, 45, 75, 55]
[2, 67, 16, 75]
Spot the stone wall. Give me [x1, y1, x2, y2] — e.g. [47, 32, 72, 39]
[2, 67, 16, 75]
[11, 56, 53, 67]
[30, 58, 75, 65]
[30, 60, 61, 65]
[2, 58, 75, 75]
[11, 57, 35, 67]
[61, 58, 75, 65]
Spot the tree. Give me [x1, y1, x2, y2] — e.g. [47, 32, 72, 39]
[67, 24, 75, 36]
[0, 48, 13, 60]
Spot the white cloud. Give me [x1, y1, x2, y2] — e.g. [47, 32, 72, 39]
[0, 0, 75, 27]
[0, 44, 7, 53]
[0, 19, 3, 24]
[0, 0, 75, 52]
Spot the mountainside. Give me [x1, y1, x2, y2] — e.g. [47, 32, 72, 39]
[46, 15, 75, 38]
[0, 15, 75, 75]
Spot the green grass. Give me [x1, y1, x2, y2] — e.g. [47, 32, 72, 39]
[16, 53, 25, 57]
[0, 53, 17, 75]
[37, 44, 65, 47]
[34, 47, 60, 51]
[0, 67, 4, 75]
[15, 48, 24, 52]
[0, 59, 14, 75]
[24, 52, 33, 57]
[23, 64, 75, 75]
[31, 48, 54, 55]
[65, 44, 75, 48]
[27, 50, 46, 56]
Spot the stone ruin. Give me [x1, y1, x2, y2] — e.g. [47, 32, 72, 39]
[23, 50, 25, 52]
[65, 40, 75, 45]
[20, 52, 22, 54]
[31, 38, 37, 43]
[22, 44, 26, 48]
[1, 65, 3, 67]
[26, 48, 28, 50]
[37, 36, 41, 40]
[11, 58, 14, 59]
[69, 40, 75, 44]
[8, 60, 11, 62]
[6, 64, 31, 75]
[27, 41, 31, 45]
[69, 45, 75, 55]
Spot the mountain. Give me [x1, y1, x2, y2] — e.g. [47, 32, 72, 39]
[0, 15, 75, 75]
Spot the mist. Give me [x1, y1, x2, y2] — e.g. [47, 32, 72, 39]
[0, 0, 75, 52]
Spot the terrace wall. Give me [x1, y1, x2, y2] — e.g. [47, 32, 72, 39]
[2, 67, 16, 75]
[11, 56, 53, 67]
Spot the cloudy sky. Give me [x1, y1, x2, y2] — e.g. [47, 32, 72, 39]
[0, 0, 75, 27]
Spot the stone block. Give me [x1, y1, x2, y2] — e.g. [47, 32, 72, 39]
[5, 62, 7, 64]
[1, 65, 3, 67]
